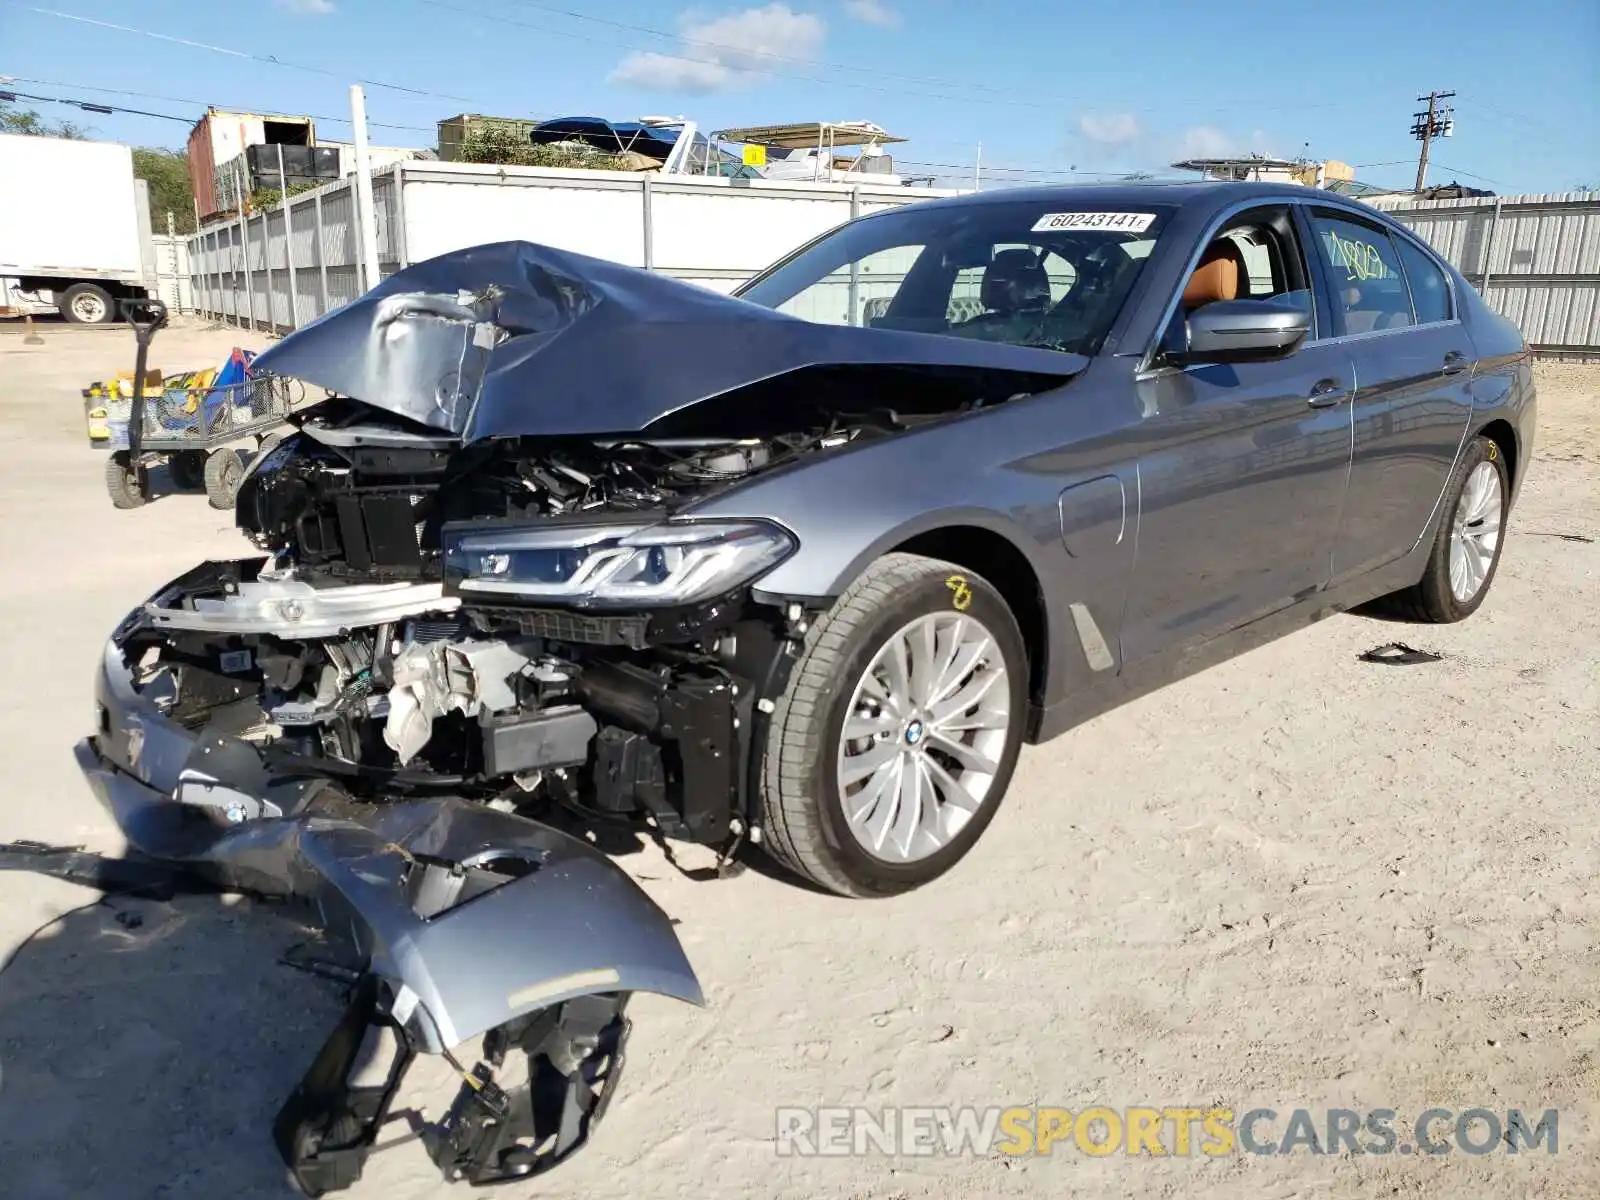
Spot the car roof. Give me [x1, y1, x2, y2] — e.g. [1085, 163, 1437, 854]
[881, 179, 1323, 216]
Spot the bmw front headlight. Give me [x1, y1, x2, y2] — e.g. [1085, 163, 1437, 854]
[442, 519, 796, 608]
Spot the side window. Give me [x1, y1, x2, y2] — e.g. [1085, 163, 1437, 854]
[774, 244, 924, 327]
[1395, 236, 1453, 324]
[1162, 208, 1315, 356]
[1310, 212, 1414, 336]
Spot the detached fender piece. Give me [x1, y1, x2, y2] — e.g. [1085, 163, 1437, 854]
[76, 750, 704, 1048]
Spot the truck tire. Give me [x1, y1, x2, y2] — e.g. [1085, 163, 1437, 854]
[105, 452, 146, 509]
[204, 448, 245, 509]
[61, 283, 116, 325]
[758, 552, 1028, 898]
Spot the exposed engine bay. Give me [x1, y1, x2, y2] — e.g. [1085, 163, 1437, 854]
[130, 402, 927, 852]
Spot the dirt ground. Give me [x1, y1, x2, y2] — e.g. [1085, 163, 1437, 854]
[0, 317, 1595, 1200]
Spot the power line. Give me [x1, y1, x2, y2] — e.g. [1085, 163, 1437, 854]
[1428, 162, 1504, 187]
[1, 79, 1165, 181]
[4, 77, 436, 132]
[14, 5, 475, 102]
[0, 86, 191, 122]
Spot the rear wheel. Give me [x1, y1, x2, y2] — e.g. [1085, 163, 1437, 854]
[759, 552, 1028, 898]
[105, 451, 146, 509]
[1372, 434, 1509, 623]
[204, 448, 245, 509]
[60, 282, 115, 325]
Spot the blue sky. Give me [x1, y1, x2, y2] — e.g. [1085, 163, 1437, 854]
[2, 0, 1596, 193]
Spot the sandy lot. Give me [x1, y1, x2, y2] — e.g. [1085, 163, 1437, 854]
[0, 318, 1595, 1200]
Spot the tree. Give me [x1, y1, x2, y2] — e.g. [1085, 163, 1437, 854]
[132, 147, 197, 234]
[0, 99, 86, 139]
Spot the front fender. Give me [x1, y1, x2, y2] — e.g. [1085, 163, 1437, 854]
[301, 800, 705, 1051]
[77, 744, 703, 1052]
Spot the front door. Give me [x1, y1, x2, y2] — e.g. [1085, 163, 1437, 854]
[1120, 205, 1355, 665]
[1301, 207, 1478, 584]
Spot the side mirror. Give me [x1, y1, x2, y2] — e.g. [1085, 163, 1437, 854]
[1169, 297, 1310, 365]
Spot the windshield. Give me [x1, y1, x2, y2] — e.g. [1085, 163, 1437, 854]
[736, 200, 1173, 356]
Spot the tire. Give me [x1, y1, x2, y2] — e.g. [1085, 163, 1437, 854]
[203, 448, 245, 510]
[1370, 434, 1510, 623]
[168, 450, 208, 491]
[758, 552, 1028, 898]
[105, 451, 146, 509]
[60, 282, 115, 325]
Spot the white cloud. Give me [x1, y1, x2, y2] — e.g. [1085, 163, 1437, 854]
[1078, 112, 1141, 146]
[1177, 125, 1235, 159]
[844, 0, 901, 27]
[277, 0, 334, 13]
[606, 53, 734, 93]
[610, 5, 826, 93]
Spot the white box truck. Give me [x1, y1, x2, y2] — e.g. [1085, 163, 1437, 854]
[0, 133, 156, 323]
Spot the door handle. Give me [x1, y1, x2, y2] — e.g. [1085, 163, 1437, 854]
[1441, 351, 1469, 375]
[1307, 379, 1350, 408]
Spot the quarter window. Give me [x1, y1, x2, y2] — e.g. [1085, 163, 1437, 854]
[1310, 213, 1414, 336]
[1395, 236, 1452, 324]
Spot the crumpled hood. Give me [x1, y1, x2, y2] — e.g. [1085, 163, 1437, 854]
[251, 240, 1089, 441]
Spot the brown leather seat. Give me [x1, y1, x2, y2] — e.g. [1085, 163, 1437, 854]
[1182, 239, 1249, 309]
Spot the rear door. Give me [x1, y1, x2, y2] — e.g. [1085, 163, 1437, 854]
[1119, 204, 1355, 665]
[1300, 207, 1476, 585]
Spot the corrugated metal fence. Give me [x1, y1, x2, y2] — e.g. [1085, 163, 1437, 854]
[1370, 190, 1600, 358]
[182, 171, 1600, 359]
[183, 162, 949, 334]
[186, 170, 403, 331]
[149, 233, 193, 313]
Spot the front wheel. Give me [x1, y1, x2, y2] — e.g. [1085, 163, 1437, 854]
[759, 552, 1028, 898]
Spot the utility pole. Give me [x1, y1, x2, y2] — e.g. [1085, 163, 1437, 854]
[1411, 90, 1455, 193]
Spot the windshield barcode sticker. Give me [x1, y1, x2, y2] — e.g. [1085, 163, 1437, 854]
[1031, 211, 1156, 233]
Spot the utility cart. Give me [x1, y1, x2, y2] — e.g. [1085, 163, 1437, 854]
[90, 299, 307, 510]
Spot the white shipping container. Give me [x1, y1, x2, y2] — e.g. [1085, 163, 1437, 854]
[0, 134, 144, 282]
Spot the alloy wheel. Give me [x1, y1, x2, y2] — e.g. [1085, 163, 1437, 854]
[836, 612, 1012, 863]
[1448, 459, 1503, 603]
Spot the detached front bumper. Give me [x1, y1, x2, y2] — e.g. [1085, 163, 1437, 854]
[82, 619, 704, 1046]
[73, 602, 705, 1193]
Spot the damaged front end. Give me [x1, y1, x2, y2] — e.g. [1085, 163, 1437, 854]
[80, 599, 703, 1194]
[58, 241, 1084, 1193]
